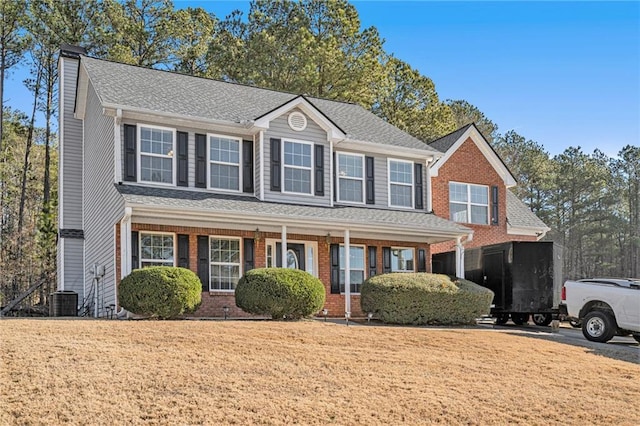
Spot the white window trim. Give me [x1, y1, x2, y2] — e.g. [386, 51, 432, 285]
[207, 133, 243, 193]
[209, 236, 243, 293]
[387, 158, 414, 209]
[137, 124, 177, 186]
[339, 244, 366, 294]
[449, 181, 490, 225]
[282, 138, 314, 196]
[336, 152, 365, 205]
[391, 247, 415, 273]
[139, 231, 176, 268]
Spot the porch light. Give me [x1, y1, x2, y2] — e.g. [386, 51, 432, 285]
[322, 308, 328, 321]
[254, 228, 261, 242]
[367, 312, 373, 324]
[223, 305, 229, 320]
[325, 233, 331, 244]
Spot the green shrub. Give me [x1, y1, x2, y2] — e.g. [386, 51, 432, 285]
[235, 268, 325, 319]
[119, 267, 202, 319]
[360, 273, 493, 325]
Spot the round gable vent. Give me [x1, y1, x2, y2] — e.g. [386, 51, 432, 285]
[288, 111, 308, 132]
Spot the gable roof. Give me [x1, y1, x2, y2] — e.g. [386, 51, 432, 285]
[506, 190, 550, 238]
[78, 56, 439, 154]
[428, 123, 517, 187]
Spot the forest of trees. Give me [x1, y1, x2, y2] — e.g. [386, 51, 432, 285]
[1, 0, 638, 308]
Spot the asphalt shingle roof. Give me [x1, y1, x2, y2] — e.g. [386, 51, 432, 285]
[427, 123, 474, 152]
[116, 184, 471, 236]
[506, 190, 549, 230]
[81, 56, 438, 153]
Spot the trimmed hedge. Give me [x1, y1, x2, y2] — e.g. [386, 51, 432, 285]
[360, 273, 493, 325]
[235, 268, 325, 319]
[119, 266, 202, 319]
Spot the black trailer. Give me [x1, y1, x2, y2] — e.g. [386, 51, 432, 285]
[432, 241, 563, 326]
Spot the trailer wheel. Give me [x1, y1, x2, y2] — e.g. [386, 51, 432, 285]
[511, 313, 529, 326]
[532, 313, 553, 326]
[495, 314, 509, 325]
[569, 319, 581, 328]
[582, 311, 616, 343]
[632, 334, 640, 344]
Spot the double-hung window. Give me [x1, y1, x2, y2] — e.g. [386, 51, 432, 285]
[388, 159, 413, 208]
[449, 182, 489, 224]
[391, 247, 414, 272]
[210, 237, 241, 291]
[339, 245, 365, 293]
[139, 126, 175, 184]
[139, 233, 174, 268]
[283, 140, 312, 194]
[209, 135, 241, 191]
[337, 153, 364, 203]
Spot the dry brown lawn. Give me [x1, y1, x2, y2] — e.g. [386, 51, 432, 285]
[1, 319, 638, 425]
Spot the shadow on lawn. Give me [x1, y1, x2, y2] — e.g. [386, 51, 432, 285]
[503, 327, 640, 364]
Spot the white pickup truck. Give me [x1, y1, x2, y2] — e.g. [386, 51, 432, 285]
[561, 278, 640, 343]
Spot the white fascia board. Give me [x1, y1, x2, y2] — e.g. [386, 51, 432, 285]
[127, 203, 471, 242]
[253, 97, 346, 140]
[102, 106, 256, 136]
[507, 225, 550, 240]
[335, 139, 441, 160]
[430, 126, 517, 187]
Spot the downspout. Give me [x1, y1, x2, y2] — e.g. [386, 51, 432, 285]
[114, 109, 122, 183]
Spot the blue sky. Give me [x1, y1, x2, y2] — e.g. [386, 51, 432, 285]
[4, 1, 638, 157]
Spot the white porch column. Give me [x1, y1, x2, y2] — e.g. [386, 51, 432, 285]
[455, 236, 465, 279]
[120, 207, 133, 278]
[281, 225, 287, 267]
[344, 229, 351, 315]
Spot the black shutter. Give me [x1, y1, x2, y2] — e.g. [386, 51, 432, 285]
[332, 151, 337, 202]
[382, 247, 392, 273]
[131, 231, 139, 270]
[492, 186, 499, 225]
[195, 134, 207, 188]
[315, 144, 324, 196]
[123, 124, 137, 182]
[368, 246, 377, 277]
[244, 238, 255, 272]
[177, 131, 189, 187]
[177, 234, 189, 269]
[270, 138, 281, 192]
[366, 156, 375, 204]
[417, 248, 427, 272]
[414, 163, 423, 210]
[330, 244, 340, 294]
[243, 140, 254, 193]
[197, 236, 209, 291]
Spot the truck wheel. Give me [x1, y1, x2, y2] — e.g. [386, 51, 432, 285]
[511, 313, 529, 326]
[495, 314, 509, 325]
[532, 313, 553, 326]
[582, 311, 616, 343]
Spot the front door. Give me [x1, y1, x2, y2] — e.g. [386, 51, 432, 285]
[276, 243, 306, 271]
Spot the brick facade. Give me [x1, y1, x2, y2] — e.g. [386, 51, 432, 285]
[430, 136, 537, 255]
[118, 223, 430, 318]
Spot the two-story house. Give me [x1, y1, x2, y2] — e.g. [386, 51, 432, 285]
[57, 45, 477, 318]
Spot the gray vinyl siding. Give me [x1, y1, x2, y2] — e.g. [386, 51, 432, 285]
[58, 55, 85, 298]
[83, 83, 124, 315]
[58, 239, 85, 297]
[59, 58, 83, 229]
[263, 109, 331, 206]
[121, 122, 254, 195]
[334, 152, 428, 211]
